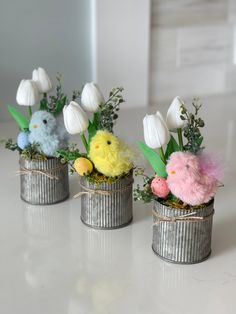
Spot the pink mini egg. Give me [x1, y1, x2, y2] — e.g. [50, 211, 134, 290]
[151, 176, 170, 198]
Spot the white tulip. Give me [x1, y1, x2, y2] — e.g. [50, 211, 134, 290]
[63, 101, 89, 135]
[32, 67, 53, 93]
[166, 96, 186, 131]
[16, 79, 39, 106]
[143, 111, 170, 149]
[81, 82, 105, 112]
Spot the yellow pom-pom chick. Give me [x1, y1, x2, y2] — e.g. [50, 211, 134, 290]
[74, 157, 93, 176]
[89, 130, 133, 177]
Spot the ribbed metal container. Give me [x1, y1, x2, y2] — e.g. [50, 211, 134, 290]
[20, 157, 69, 205]
[80, 171, 133, 229]
[152, 199, 214, 264]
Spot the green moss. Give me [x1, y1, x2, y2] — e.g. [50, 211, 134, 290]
[85, 169, 132, 185]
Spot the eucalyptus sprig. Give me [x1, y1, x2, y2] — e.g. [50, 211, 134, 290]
[180, 98, 205, 153]
[133, 168, 155, 203]
[99, 87, 125, 132]
[1, 138, 21, 152]
[40, 74, 67, 115]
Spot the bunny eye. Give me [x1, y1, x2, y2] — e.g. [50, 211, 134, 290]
[43, 119, 47, 124]
[107, 140, 111, 145]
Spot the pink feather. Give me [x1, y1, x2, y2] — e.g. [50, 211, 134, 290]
[198, 152, 224, 181]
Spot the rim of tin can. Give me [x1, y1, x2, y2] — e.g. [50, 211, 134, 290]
[153, 198, 214, 211]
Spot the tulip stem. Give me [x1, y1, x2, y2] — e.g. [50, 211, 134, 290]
[159, 147, 166, 164]
[28, 106, 32, 118]
[177, 128, 184, 151]
[81, 133, 88, 153]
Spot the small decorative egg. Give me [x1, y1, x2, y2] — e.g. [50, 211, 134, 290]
[73, 157, 93, 176]
[151, 176, 170, 198]
[17, 132, 29, 150]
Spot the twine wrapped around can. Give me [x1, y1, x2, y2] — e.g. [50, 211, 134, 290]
[152, 199, 214, 264]
[79, 171, 133, 229]
[19, 157, 69, 205]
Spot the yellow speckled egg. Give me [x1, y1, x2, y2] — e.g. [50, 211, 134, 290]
[73, 157, 93, 176]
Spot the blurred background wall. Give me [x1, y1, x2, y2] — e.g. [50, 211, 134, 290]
[0, 0, 235, 121]
[150, 0, 236, 105]
[0, 0, 92, 121]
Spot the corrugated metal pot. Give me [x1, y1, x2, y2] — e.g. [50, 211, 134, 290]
[152, 199, 214, 264]
[80, 171, 133, 229]
[19, 157, 69, 205]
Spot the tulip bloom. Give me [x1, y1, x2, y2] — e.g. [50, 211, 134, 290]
[143, 111, 170, 149]
[81, 82, 105, 112]
[32, 67, 53, 93]
[166, 96, 185, 131]
[16, 79, 39, 107]
[166, 96, 186, 150]
[143, 111, 170, 163]
[63, 101, 89, 135]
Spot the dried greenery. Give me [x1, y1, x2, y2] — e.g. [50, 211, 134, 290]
[20, 143, 48, 160]
[180, 98, 205, 153]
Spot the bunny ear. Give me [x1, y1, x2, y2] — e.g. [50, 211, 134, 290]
[8, 105, 29, 131]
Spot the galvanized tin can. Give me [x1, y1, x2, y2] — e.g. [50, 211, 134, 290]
[19, 157, 69, 205]
[80, 171, 133, 229]
[152, 199, 214, 264]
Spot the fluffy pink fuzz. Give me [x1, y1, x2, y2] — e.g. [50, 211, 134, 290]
[198, 152, 224, 181]
[166, 152, 218, 206]
[151, 176, 170, 198]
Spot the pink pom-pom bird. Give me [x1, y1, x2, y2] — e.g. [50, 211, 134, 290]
[166, 152, 219, 206]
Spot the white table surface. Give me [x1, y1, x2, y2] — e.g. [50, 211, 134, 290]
[0, 95, 236, 314]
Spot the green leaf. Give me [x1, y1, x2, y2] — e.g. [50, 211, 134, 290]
[7, 105, 29, 131]
[40, 98, 48, 111]
[138, 141, 167, 178]
[87, 112, 101, 144]
[165, 135, 180, 160]
[54, 95, 67, 115]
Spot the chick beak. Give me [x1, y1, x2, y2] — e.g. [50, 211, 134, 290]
[170, 170, 176, 174]
[32, 124, 38, 129]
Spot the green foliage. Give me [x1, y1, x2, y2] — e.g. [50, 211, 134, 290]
[40, 74, 68, 116]
[165, 135, 180, 160]
[56, 143, 81, 164]
[180, 98, 205, 153]
[7, 106, 29, 131]
[137, 141, 167, 178]
[88, 112, 100, 145]
[3, 139, 47, 160]
[98, 87, 125, 132]
[133, 168, 155, 203]
[2, 138, 21, 152]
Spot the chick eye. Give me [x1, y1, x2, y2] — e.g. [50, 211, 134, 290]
[107, 141, 111, 145]
[186, 164, 190, 169]
[43, 119, 47, 124]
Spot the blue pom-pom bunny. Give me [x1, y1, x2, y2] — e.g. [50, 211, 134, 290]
[28, 110, 68, 156]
